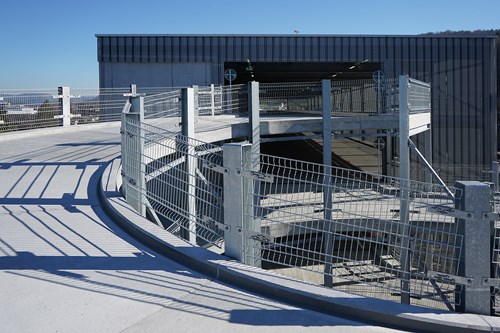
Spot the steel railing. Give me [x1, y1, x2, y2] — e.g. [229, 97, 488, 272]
[245, 153, 463, 310]
[118, 79, 500, 314]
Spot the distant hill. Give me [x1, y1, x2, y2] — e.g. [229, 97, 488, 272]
[420, 29, 500, 37]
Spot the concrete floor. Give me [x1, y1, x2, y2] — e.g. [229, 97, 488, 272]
[0, 123, 405, 332]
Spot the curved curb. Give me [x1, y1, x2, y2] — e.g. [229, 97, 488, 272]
[98, 160, 500, 333]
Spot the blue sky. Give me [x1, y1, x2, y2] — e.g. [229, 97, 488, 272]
[1, 0, 499, 88]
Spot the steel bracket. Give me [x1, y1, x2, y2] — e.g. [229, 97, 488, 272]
[203, 216, 231, 232]
[427, 270, 473, 286]
[249, 232, 274, 243]
[237, 169, 274, 183]
[427, 206, 491, 221]
[203, 161, 229, 174]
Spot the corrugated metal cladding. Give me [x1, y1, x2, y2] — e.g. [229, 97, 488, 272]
[97, 34, 497, 172]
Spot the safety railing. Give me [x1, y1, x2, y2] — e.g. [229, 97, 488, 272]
[120, 80, 499, 315]
[0, 88, 62, 132]
[143, 89, 182, 119]
[258, 79, 399, 117]
[331, 79, 399, 115]
[121, 116, 225, 247]
[259, 82, 322, 115]
[245, 153, 464, 311]
[0, 85, 183, 133]
[408, 78, 431, 114]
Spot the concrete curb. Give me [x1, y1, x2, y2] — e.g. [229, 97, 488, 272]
[98, 160, 500, 333]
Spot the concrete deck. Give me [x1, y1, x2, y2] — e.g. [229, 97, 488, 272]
[0, 123, 404, 332]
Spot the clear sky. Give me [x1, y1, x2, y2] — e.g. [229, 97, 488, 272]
[1, 0, 499, 89]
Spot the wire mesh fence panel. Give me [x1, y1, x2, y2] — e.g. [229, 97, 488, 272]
[73, 87, 182, 124]
[0, 89, 62, 132]
[492, 221, 500, 314]
[408, 78, 431, 114]
[410, 163, 495, 186]
[122, 118, 226, 247]
[331, 79, 399, 116]
[220, 84, 247, 115]
[196, 85, 223, 116]
[143, 89, 182, 119]
[259, 82, 323, 116]
[70, 88, 129, 124]
[245, 153, 464, 310]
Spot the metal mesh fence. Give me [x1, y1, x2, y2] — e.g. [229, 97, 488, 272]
[0, 87, 183, 132]
[410, 163, 495, 186]
[143, 89, 181, 119]
[0, 89, 62, 132]
[122, 118, 225, 247]
[408, 78, 431, 114]
[246, 153, 464, 310]
[259, 82, 323, 116]
[331, 79, 399, 116]
[196, 85, 223, 116]
[220, 84, 247, 115]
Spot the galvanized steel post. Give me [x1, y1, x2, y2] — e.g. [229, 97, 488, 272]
[58, 87, 71, 127]
[248, 81, 260, 166]
[222, 142, 260, 266]
[398, 75, 411, 304]
[454, 181, 492, 315]
[181, 87, 197, 244]
[322, 79, 334, 287]
[123, 94, 146, 217]
[493, 161, 499, 192]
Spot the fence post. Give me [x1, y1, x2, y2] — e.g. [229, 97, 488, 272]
[321, 79, 334, 287]
[122, 94, 146, 217]
[223, 142, 260, 266]
[454, 181, 492, 315]
[398, 75, 411, 304]
[248, 81, 260, 162]
[181, 87, 197, 244]
[57, 86, 71, 127]
[493, 161, 499, 192]
[210, 84, 215, 116]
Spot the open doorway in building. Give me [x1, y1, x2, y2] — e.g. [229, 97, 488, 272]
[224, 61, 382, 84]
[225, 61, 387, 174]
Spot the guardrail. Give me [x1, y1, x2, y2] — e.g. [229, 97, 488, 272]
[5, 77, 500, 315]
[120, 77, 500, 316]
[0, 85, 182, 132]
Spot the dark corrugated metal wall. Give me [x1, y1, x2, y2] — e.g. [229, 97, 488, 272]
[97, 35, 497, 172]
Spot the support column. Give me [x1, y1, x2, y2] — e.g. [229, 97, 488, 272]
[322, 80, 334, 287]
[181, 87, 197, 244]
[455, 181, 492, 315]
[398, 75, 411, 304]
[223, 143, 260, 266]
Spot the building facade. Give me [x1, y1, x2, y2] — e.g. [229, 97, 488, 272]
[96, 34, 498, 178]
